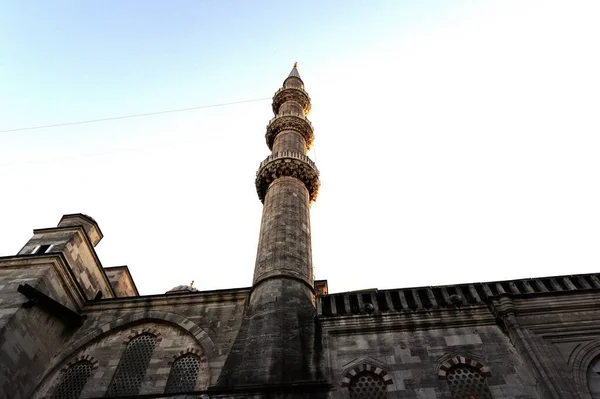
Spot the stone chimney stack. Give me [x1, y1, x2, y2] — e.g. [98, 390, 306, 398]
[216, 64, 323, 390]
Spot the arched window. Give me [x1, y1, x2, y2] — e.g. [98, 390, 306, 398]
[348, 370, 387, 399]
[588, 356, 600, 398]
[446, 365, 492, 399]
[164, 354, 202, 393]
[52, 360, 92, 399]
[106, 333, 157, 396]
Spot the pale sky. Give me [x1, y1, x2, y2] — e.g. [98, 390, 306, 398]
[1, 0, 599, 295]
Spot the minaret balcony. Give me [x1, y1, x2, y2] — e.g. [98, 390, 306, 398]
[255, 151, 320, 203]
[266, 112, 314, 151]
[272, 87, 311, 115]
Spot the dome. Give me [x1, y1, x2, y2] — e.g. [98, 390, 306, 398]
[165, 284, 198, 294]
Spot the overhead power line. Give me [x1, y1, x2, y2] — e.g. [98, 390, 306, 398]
[0, 97, 271, 133]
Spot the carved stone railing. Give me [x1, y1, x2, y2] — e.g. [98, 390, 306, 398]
[266, 112, 314, 151]
[255, 152, 320, 203]
[272, 87, 311, 115]
[267, 111, 312, 127]
[317, 273, 600, 317]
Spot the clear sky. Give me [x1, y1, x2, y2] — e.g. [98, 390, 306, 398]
[1, 1, 599, 295]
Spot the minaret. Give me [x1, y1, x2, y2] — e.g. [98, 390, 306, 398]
[216, 64, 322, 390]
[254, 62, 319, 288]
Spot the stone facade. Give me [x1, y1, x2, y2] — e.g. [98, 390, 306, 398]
[0, 67, 599, 399]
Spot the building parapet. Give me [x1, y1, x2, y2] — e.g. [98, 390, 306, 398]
[267, 111, 312, 127]
[318, 273, 600, 317]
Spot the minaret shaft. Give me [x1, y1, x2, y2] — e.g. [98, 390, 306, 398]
[272, 130, 306, 153]
[253, 176, 313, 286]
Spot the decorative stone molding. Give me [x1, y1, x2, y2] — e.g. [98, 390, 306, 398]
[272, 87, 311, 115]
[61, 355, 99, 372]
[255, 152, 320, 203]
[437, 355, 491, 380]
[569, 338, 600, 391]
[169, 347, 208, 366]
[340, 361, 393, 387]
[123, 327, 162, 344]
[36, 311, 217, 395]
[266, 113, 314, 151]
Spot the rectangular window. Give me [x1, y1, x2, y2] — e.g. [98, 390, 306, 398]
[35, 244, 51, 254]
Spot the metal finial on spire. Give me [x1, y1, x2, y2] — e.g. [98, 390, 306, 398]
[293, 62, 298, 68]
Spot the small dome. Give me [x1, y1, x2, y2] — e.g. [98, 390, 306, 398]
[166, 284, 198, 294]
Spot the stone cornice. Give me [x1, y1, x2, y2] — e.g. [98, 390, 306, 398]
[272, 87, 311, 115]
[511, 291, 600, 314]
[84, 286, 251, 311]
[58, 213, 103, 245]
[255, 152, 320, 203]
[318, 305, 496, 335]
[32, 226, 117, 299]
[0, 254, 87, 311]
[266, 112, 314, 151]
[103, 265, 140, 296]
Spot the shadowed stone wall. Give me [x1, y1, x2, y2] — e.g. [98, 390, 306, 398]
[216, 278, 322, 388]
[0, 259, 81, 399]
[0, 250, 248, 399]
[34, 321, 209, 397]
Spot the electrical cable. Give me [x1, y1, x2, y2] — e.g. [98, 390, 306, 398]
[0, 97, 271, 133]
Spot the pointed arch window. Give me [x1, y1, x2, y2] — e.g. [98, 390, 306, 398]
[52, 360, 93, 399]
[446, 364, 492, 399]
[164, 354, 202, 393]
[106, 333, 157, 396]
[588, 355, 600, 398]
[348, 370, 387, 399]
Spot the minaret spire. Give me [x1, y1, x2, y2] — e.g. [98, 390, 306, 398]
[288, 62, 301, 79]
[216, 65, 323, 390]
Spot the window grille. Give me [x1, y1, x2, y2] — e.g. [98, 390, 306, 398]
[164, 354, 201, 393]
[446, 365, 492, 399]
[52, 361, 92, 399]
[348, 371, 387, 399]
[106, 333, 157, 396]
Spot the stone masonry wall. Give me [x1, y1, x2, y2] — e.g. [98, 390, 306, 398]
[31, 290, 249, 398]
[18, 229, 114, 300]
[0, 262, 80, 399]
[506, 293, 600, 398]
[321, 321, 537, 398]
[104, 266, 138, 297]
[34, 321, 209, 397]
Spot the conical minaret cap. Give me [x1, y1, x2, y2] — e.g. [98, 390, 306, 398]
[288, 62, 301, 80]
